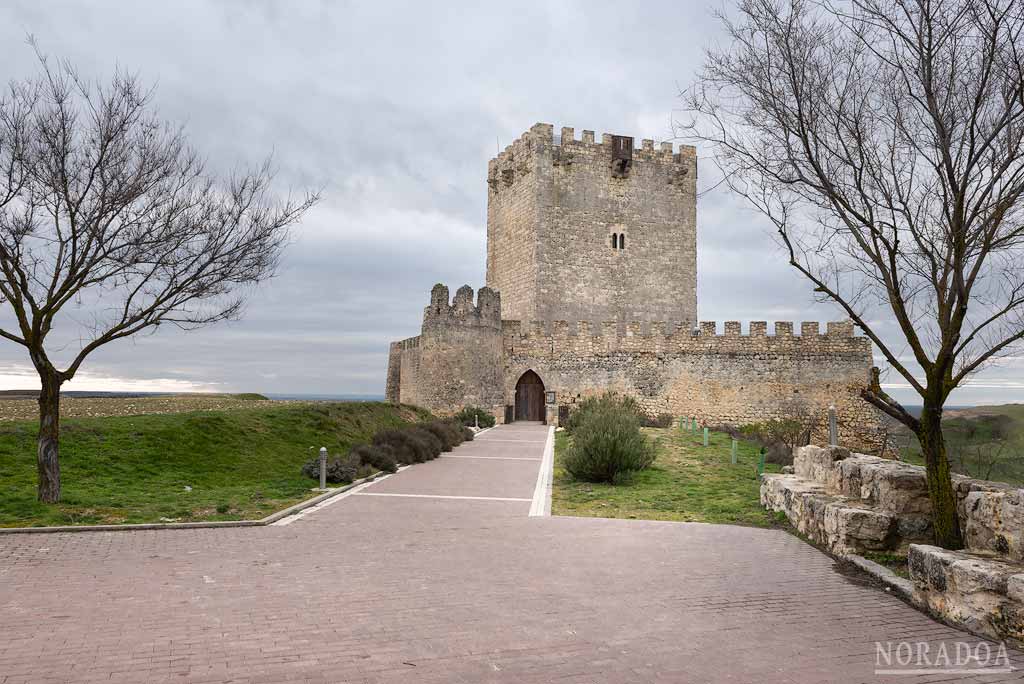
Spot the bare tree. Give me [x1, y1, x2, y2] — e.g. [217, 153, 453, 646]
[681, 0, 1024, 548]
[0, 50, 318, 502]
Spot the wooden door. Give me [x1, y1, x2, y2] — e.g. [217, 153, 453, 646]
[514, 370, 545, 422]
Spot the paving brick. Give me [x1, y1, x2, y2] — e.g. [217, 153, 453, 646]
[1, 424, 1020, 682]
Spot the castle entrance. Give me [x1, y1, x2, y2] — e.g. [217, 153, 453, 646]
[514, 370, 545, 422]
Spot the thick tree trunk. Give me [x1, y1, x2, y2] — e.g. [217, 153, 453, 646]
[917, 402, 963, 549]
[36, 370, 62, 503]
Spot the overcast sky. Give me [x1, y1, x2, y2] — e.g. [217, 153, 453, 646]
[0, 1, 1021, 406]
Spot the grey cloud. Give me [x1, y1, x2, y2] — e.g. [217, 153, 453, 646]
[0, 1, 1020, 406]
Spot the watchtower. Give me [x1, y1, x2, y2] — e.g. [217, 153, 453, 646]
[486, 123, 698, 325]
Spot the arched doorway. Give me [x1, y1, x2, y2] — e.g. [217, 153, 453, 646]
[514, 370, 545, 422]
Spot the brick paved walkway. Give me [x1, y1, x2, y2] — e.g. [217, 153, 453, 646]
[1, 423, 1021, 683]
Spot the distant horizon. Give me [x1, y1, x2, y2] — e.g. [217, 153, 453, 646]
[0, 388, 387, 401]
[1, 387, 1020, 411]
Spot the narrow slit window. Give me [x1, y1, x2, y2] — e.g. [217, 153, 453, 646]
[611, 233, 618, 249]
[619, 233, 626, 250]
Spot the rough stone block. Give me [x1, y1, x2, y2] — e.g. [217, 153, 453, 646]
[794, 445, 850, 484]
[822, 502, 895, 555]
[831, 456, 931, 515]
[962, 488, 1024, 561]
[762, 473, 897, 554]
[909, 544, 1024, 645]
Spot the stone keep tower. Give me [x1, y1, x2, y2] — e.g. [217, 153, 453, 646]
[486, 123, 698, 325]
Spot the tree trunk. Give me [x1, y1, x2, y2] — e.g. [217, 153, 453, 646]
[917, 402, 963, 549]
[36, 370, 62, 503]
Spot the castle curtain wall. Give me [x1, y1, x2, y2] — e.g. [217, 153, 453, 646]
[502, 320, 878, 443]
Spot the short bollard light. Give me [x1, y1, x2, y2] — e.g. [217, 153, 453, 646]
[702, 427, 709, 447]
[828, 404, 839, 446]
[691, 417, 697, 434]
[319, 446, 327, 489]
[731, 438, 738, 464]
[756, 447, 767, 477]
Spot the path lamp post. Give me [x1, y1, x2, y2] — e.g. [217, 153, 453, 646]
[828, 405, 839, 447]
[703, 427, 709, 447]
[731, 439, 738, 464]
[319, 447, 327, 490]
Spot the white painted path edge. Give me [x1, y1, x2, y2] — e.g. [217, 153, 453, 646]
[529, 426, 555, 517]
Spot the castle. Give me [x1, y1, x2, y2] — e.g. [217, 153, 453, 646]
[385, 123, 879, 438]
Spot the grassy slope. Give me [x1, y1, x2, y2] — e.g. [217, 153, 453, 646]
[552, 427, 782, 527]
[0, 402, 430, 527]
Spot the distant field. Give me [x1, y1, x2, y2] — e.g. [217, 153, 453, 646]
[0, 401, 430, 527]
[894, 403, 1024, 486]
[0, 393, 275, 421]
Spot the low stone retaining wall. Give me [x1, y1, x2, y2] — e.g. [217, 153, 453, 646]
[910, 545, 1024, 645]
[762, 446, 1023, 644]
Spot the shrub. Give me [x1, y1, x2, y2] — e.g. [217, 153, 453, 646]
[458, 423, 474, 442]
[373, 428, 432, 464]
[563, 401, 655, 483]
[422, 420, 465, 451]
[350, 443, 398, 473]
[739, 418, 813, 466]
[407, 426, 443, 460]
[563, 393, 643, 435]
[300, 451, 360, 484]
[643, 413, 674, 428]
[455, 406, 495, 428]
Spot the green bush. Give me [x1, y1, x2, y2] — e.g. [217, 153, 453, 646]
[563, 399, 655, 483]
[422, 420, 465, 451]
[563, 393, 643, 435]
[455, 406, 495, 428]
[300, 451, 360, 483]
[350, 443, 398, 473]
[458, 423, 475, 442]
[407, 426, 443, 460]
[373, 428, 433, 464]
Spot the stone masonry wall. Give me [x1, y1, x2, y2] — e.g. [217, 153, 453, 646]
[503, 319, 879, 442]
[487, 123, 698, 325]
[486, 129, 541, 323]
[387, 285, 505, 417]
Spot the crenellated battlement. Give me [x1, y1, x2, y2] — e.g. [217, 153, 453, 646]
[501, 318, 865, 357]
[422, 284, 502, 330]
[503, 319, 857, 340]
[396, 335, 420, 350]
[487, 122, 697, 192]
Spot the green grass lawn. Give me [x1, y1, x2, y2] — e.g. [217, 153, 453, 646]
[0, 401, 430, 527]
[551, 427, 782, 526]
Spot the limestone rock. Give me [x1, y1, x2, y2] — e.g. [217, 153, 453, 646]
[794, 445, 850, 484]
[962, 488, 1024, 562]
[832, 456, 931, 515]
[909, 544, 1024, 645]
